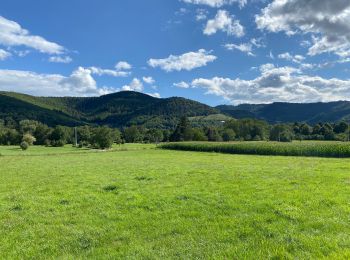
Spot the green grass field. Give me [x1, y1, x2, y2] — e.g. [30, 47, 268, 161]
[0, 144, 349, 258]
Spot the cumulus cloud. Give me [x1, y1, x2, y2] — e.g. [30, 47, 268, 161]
[48, 56, 72, 64]
[173, 81, 190, 88]
[115, 61, 132, 71]
[148, 49, 217, 72]
[256, 0, 350, 57]
[182, 0, 247, 8]
[0, 67, 116, 96]
[0, 16, 64, 54]
[204, 10, 244, 37]
[122, 78, 144, 92]
[142, 76, 155, 84]
[0, 49, 11, 60]
[189, 65, 350, 104]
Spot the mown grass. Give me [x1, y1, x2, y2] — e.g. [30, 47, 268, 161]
[0, 143, 155, 156]
[0, 145, 349, 258]
[160, 141, 350, 158]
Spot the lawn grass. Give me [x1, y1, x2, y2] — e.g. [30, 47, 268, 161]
[0, 145, 349, 258]
[0, 143, 155, 156]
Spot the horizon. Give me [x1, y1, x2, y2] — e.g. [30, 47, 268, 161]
[1, 0, 350, 106]
[2, 89, 350, 107]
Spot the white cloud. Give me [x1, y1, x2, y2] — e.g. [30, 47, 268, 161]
[278, 52, 305, 63]
[224, 43, 254, 56]
[182, 0, 247, 8]
[147, 92, 161, 98]
[196, 9, 209, 21]
[173, 81, 190, 88]
[88, 66, 130, 77]
[0, 49, 11, 60]
[204, 10, 244, 37]
[189, 65, 350, 104]
[122, 78, 144, 92]
[256, 0, 350, 57]
[48, 56, 72, 64]
[142, 76, 155, 84]
[0, 67, 116, 96]
[224, 38, 264, 56]
[0, 16, 64, 54]
[148, 49, 217, 72]
[115, 61, 132, 71]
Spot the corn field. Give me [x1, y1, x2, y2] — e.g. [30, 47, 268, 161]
[160, 141, 350, 158]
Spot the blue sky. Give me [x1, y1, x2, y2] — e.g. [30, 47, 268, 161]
[1, 0, 350, 106]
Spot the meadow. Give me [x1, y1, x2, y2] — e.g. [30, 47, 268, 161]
[0, 144, 349, 259]
[161, 141, 350, 158]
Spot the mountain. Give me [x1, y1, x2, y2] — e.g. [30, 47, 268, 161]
[0, 91, 220, 128]
[217, 101, 350, 124]
[2, 90, 350, 128]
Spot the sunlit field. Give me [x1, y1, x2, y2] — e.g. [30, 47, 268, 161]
[0, 144, 349, 258]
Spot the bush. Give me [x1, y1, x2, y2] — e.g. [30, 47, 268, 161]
[22, 133, 36, 145]
[20, 141, 29, 150]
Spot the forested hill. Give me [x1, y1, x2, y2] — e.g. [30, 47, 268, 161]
[1, 90, 350, 127]
[0, 91, 219, 128]
[217, 101, 350, 124]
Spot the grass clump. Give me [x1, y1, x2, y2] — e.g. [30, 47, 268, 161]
[160, 141, 350, 158]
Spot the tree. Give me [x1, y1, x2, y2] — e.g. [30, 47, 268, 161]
[91, 126, 115, 149]
[170, 117, 193, 142]
[144, 129, 164, 143]
[50, 126, 69, 147]
[19, 120, 39, 134]
[124, 126, 143, 143]
[334, 122, 348, 134]
[22, 133, 36, 145]
[206, 127, 222, 142]
[221, 128, 236, 142]
[192, 128, 207, 141]
[300, 123, 312, 135]
[270, 124, 293, 142]
[34, 123, 52, 145]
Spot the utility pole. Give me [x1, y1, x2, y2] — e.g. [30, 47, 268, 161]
[74, 127, 78, 147]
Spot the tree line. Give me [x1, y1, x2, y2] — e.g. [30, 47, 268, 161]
[0, 117, 349, 150]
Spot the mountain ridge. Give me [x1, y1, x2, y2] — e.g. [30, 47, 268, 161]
[1, 91, 350, 127]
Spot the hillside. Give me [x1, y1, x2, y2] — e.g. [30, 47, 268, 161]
[0, 91, 219, 128]
[217, 101, 350, 124]
[2, 90, 350, 127]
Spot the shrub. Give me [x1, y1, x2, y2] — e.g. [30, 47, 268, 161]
[22, 133, 36, 145]
[20, 141, 29, 150]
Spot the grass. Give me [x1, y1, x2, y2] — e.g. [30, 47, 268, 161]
[0, 143, 154, 156]
[0, 145, 349, 258]
[160, 141, 350, 158]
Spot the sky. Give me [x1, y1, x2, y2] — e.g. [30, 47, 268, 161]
[1, 0, 350, 106]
